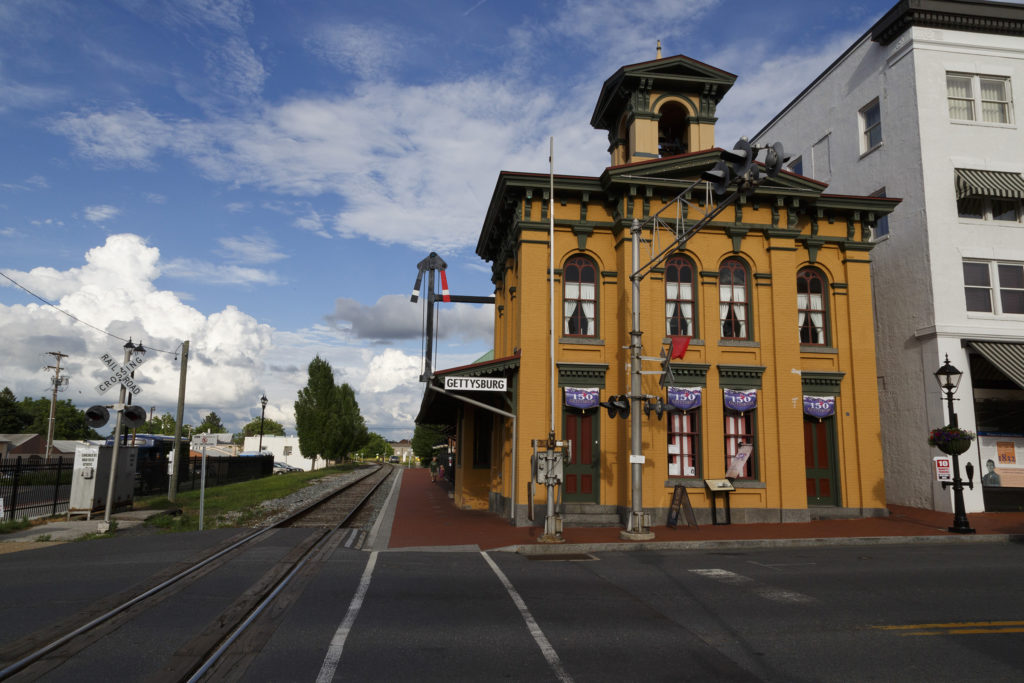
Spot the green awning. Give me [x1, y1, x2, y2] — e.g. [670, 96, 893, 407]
[968, 341, 1024, 390]
[955, 169, 1024, 200]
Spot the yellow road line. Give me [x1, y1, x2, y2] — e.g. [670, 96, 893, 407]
[872, 620, 1024, 636]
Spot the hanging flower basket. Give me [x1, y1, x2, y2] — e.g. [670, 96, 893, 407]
[928, 426, 976, 456]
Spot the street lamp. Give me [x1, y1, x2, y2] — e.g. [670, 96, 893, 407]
[258, 393, 268, 453]
[934, 355, 962, 427]
[934, 354, 974, 534]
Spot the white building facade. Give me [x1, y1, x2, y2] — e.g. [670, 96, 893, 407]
[755, 0, 1024, 514]
[242, 435, 317, 471]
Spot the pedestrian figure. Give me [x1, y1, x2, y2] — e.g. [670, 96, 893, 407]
[429, 456, 439, 482]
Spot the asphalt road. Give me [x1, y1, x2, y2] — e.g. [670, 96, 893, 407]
[249, 542, 1024, 682]
[3, 538, 1022, 681]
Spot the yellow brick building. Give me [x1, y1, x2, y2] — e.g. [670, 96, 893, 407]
[417, 54, 899, 528]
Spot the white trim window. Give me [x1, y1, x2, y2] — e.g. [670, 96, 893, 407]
[563, 254, 598, 336]
[859, 99, 882, 153]
[947, 73, 1013, 124]
[964, 260, 1024, 315]
[668, 409, 700, 478]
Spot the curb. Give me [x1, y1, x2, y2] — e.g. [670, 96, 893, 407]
[508, 533, 1024, 555]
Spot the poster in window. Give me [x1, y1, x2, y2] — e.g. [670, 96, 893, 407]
[978, 436, 1024, 488]
[725, 443, 753, 479]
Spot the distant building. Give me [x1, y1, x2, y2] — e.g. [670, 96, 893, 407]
[755, 0, 1024, 513]
[242, 435, 316, 471]
[390, 439, 413, 463]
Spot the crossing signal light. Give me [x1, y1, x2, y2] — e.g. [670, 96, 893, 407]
[642, 397, 667, 420]
[86, 405, 110, 428]
[701, 160, 731, 196]
[763, 142, 786, 177]
[123, 404, 147, 429]
[722, 137, 754, 178]
[600, 394, 630, 419]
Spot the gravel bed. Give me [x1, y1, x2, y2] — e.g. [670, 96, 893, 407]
[254, 466, 378, 527]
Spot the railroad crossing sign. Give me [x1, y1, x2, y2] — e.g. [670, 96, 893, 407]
[95, 352, 147, 395]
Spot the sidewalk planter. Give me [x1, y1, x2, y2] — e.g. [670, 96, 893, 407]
[928, 426, 976, 456]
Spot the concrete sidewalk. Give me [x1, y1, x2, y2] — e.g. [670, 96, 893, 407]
[386, 468, 1024, 553]
[0, 509, 169, 551]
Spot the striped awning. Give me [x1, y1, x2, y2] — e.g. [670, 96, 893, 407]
[968, 341, 1024, 391]
[955, 169, 1024, 200]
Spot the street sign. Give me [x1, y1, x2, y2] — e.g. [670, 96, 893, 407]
[443, 376, 507, 392]
[96, 352, 146, 395]
[193, 433, 216, 447]
[934, 456, 953, 482]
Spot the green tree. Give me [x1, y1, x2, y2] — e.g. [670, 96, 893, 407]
[17, 396, 101, 440]
[196, 411, 227, 434]
[295, 355, 369, 464]
[412, 423, 448, 466]
[0, 387, 32, 433]
[354, 432, 393, 460]
[233, 416, 286, 445]
[141, 412, 186, 435]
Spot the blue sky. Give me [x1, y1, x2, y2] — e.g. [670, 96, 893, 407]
[0, 0, 897, 439]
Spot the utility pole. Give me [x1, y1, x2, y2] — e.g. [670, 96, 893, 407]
[169, 340, 189, 503]
[44, 351, 69, 460]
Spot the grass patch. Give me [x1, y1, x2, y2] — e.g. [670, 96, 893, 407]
[0, 517, 32, 535]
[135, 463, 360, 533]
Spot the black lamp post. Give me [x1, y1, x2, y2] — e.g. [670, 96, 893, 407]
[258, 393, 268, 453]
[934, 355, 974, 534]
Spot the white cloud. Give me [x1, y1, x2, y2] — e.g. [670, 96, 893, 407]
[306, 23, 400, 81]
[84, 204, 121, 223]
[218, 234, 288, 264]
[0, 233, 302, 431]
[326, 294, 493, 343]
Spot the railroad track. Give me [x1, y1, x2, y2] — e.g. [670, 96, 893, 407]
[0, 463, 397, 682]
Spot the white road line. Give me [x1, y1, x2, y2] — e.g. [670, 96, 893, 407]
[316, 551, 378, 683]
[481, 552, 574, 683]
[689, 568, 814, 603]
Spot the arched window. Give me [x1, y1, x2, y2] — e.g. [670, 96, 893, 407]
[719, 258, 749, 340]
[665, 255, 696, 336]
[564, 255, 597, 337]
[658, 101, 689, 157]
[797, 268, 828, 345]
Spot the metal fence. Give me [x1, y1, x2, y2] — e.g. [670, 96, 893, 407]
[0, 457, 72, 522]
[1, 454, 273, 521]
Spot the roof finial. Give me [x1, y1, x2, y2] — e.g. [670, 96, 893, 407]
[656, 40, 662, 59]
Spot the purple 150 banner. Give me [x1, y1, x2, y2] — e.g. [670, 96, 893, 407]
[723, 388, 757, 412]
[667, 386, 702, 411]
[803, 395, 836, 418]
[564, 387, 599, 409]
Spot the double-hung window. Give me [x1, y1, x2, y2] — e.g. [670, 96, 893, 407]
[860, 99, 882, 153]
[947, 73, 1013, 124]
[719, 258, 749, 340]
[665, 255, 696, 336]
[668, 410, 700, 478]
[724, 409, 755, 479]
[964, 261, 1024, 315]
[563, 255, 598, 336]
[797, 268, 828, 345]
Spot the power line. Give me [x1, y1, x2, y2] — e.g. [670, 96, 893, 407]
[0, 269, 182, 356]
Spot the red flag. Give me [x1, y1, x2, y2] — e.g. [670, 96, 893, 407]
[440, 270, 451, 302]
[670, 336, 690, 359]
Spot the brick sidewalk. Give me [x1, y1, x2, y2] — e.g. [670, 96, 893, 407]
[387, 468, 1024, 551]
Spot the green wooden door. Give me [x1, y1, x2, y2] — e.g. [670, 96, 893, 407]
[564, 412, 599, 503]
[804, 415, 838, 506]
